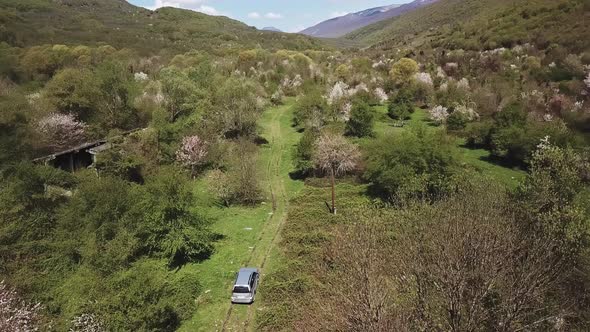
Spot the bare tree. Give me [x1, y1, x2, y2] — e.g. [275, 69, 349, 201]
[397, 183, 571, 332]
[69, 313, 106, 332]
[0, 280, 41, 332]
[297, 218, 410, 332]
[312, 133, 360, 214]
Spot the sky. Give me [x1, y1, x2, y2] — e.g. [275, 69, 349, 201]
[127, 0, 411, 33]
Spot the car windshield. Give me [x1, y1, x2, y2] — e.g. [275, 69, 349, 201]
[233, 286, 250, 294]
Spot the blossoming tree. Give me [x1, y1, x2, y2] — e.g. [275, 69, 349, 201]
[37, 113, 87, 150]
[313, 133, 360, 214]
[176, 135, 208, 177]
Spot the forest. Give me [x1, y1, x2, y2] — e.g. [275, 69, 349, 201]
[0, 0, 589, 331]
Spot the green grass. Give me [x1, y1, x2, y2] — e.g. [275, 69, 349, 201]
[178, 98, 304, 331]
[371, 105, 525, 188]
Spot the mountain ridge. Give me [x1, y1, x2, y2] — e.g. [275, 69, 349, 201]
[0, 0, 324, 54]
[344, 0, 589, 53]
[299, 0, 439, 38]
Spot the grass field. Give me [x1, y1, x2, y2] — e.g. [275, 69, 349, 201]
[178, 99, 304, 331]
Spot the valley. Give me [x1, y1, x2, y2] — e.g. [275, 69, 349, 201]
[0, 0, 589, 331]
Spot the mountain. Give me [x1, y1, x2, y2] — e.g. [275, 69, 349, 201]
[262, 27, 282, 32]
[0, 0, 324, 54]
[299, 0, 439, 38]
[345, 0, 590, 53]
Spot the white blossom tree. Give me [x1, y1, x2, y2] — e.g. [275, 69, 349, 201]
[457, 78, 470, 91]
[313, 133, 360, 214]
[429, 105, 449, 125]
[37, 113, 87, 150]
[374, 88, 389, 103]
[327, 81, 349, 105]
[0, 280, 40, 332]
[176, 135, 208, 177]
[414, 72, 433, 87]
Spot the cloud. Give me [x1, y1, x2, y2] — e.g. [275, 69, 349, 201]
[247, 11, 283, 20]
[248, 12, 261, 19]
[198, 5, 222, 15]
[264, 12, 283, 19]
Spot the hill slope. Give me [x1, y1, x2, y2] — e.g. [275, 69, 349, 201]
[0, 0, 324, 54]
[345, 0, 590, 52]
[300, 0, 438, 38]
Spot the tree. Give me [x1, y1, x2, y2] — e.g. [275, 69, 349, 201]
[335, 64, 350, 81]
[390, 58, 419, 86]
[345, 101, 374, 137]
[387, 88, 414, 120]
[313, 133, 360, 214]
[138, 168, 214, 267]
[37, 113, 87, 151]
[446, 109, 470, 130]
[364, 126, 459, 202]
[176, 135, 208, 177]
[214, 77, 261, 138]
[43, 68, 99, 120]
[397, 182, 576, 331]
[94, 62, 137, 130]
[293, 89, 327, 128]
[160, 67, 201, 122]
[515, 138, 590, 255]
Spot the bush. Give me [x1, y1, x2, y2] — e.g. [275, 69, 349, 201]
[446, 110, 470, 131]
[293, 89, 327, 128]
[208, 140, 262, 205]
[98, 259, 201, 331]
[364, 126, 460, 202]
[465, 121, 493, 147]
[345, 101, 374, 137]
[293, 129, 318, 176]
[138, 168, 214, 267]
[387, 88, 414, 120]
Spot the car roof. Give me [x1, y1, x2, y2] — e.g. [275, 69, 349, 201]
[235, 268, 258, 285]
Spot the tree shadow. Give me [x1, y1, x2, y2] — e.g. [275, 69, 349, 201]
[460, 143, 527, 170]
[253, 135, 269, 145]
[289, 169, 310, 180]
[169, 232, 225, 270]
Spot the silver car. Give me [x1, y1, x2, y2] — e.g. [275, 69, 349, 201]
[231, 268, 260, 304]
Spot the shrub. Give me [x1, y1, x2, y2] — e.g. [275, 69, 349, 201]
[364, 126, 459, 202]
[293, 129, 318, 176]
[138, 168, 214, 267]
[345, 101, 374, 137]
[98, 259, 201, 331]
[390, 58, 419, 86]
[387, 88, 414, 120]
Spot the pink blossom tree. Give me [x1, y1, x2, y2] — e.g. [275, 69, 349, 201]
[0, 280, 41, 332]
[313, 133, 360, 214]
[37, 113, 87, 151]
[176, 135, 208, 177]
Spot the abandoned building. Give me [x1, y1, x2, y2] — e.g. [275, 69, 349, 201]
[33, 140, 111, 172]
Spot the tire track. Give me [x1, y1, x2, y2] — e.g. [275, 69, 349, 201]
[221, 104, 290, 332]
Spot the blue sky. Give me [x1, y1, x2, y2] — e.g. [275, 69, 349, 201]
[128, 0, 410, 33]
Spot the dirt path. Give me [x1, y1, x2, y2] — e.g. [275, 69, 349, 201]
[219, 101, 299, 331]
